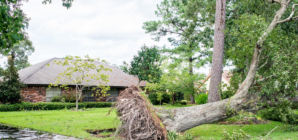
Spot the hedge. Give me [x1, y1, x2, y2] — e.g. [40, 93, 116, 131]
[0, 102, 113, 112]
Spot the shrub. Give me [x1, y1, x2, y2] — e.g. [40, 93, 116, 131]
[0, 102, 112, 112]
[0, 56, 25, 104]
[148, 92, 171, 105]
[222, 129, 250, 140]
[61, 91, 76, 103]
[148, 93, 158, 105]
[51, 95, 63, 102]
[220, 90, 235, 100]
[195, 94, 208, 105]
[175, 101, 187, 105]
[257, 99, 298, 124]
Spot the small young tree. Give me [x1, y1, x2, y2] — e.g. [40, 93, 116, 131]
[0, 54, 25, 104]
[49, 55, 111, 110]
[127, 45, 162, 84]
[146, 60, 205, 104]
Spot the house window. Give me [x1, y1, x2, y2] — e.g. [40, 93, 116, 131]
[82, 90, 95, 102]
[106, 88, 118, 102]
[46, 87, 62, 102]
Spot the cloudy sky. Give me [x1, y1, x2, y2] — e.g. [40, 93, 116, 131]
[7, 0, 212, 74]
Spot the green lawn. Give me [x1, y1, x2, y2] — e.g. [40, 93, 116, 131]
[0, 106, 297, 140]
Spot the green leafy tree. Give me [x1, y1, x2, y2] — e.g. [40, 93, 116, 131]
[127, 45, 162, 84]
[0, 0, 30, 52]
[143, 0, 213, 103]
[146, 59, 205, 104]
[0, 40, 34, 70]
[49, 55, 111, 110]
[0, 54, 25, 104]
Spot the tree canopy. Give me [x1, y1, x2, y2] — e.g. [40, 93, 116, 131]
[125, 45, 162, 84]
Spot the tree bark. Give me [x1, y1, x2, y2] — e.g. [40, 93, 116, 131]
[189, 57, 195, 104]
[160, 0, 292, 132]
[208, 0, 227, 103]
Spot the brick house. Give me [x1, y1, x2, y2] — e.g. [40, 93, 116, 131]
[18, 58, 146, 103]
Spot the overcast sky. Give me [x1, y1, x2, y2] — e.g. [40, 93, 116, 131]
[6, 0, 213, 75]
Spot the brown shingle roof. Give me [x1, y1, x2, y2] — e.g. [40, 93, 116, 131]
[18, 58, 146, 87]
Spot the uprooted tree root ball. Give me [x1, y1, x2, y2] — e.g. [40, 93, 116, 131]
[113, 85, 167, 140]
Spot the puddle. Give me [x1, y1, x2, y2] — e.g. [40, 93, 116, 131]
[0, 125, 78, 140]
[86, 128, 116, 138]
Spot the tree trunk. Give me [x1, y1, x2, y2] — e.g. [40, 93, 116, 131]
[161, 0, 290, 132]
[189, 57, 195, 104]
[76, 87, 78, 111]
[114, 1, 295, 138]
[208, 0, 227, 103]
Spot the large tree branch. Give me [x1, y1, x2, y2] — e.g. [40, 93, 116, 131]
[276, 4, 298, 24]
[161, 1, 293, 132]
[257, 58, 268, 70]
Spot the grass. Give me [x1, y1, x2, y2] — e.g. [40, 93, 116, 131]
[0, 105, 297, 140]
[0, 108, 117, 140]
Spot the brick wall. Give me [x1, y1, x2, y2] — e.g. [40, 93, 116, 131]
[21, 86, 46, 103]
[21, 86, 124, 103]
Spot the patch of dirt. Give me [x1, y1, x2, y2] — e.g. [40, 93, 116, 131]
[217, 117, 270, 125]
[86, 128, 116, 138]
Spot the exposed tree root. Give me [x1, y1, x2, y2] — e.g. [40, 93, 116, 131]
[113, 85, 167, 140]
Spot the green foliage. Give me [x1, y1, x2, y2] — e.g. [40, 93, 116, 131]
[220, 90, 235, 100]
[222, 129, 250, 140]
[126, 45, 162, 83]
[148, 92, 171, 105]
[146, 59, 205, 104]
[0, 56, 25, 104]
[51, 95, 63, 102]
[0, 102, 112, 112]
[0, 40, 34, 70]
[167, 131, 194, 140]
[0, 0, 30, 51]
[156, 92, 163, 105]
[195, 94, 208, 105]
[143, 0, 212, 103]
[51, 92, 76, 103]
[49, 55, 111, 110]
[175, 101, 187, 105]
[42, 0, 74, 9]
[257, 100, 298, 125]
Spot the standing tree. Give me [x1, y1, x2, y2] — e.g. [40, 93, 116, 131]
[208, 0, 227, 103]
[143, 0, 213, 103]
[0, 54, 25, 104]
[0, 40, 34, 70]
[49, 55, 111, 110]
[147, 61, 205, 105]
[126, 45, 162, 84]
[0, 0, 30, 52]
[114, 1, 298, 139]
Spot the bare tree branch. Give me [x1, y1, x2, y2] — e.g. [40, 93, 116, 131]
[257, 58, 269, 70]
[277, 4, 298, 24]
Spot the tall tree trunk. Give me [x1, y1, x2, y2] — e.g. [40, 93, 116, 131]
[208, 0, 227, 103]
[161, 0, 290, 132]
[189, 57, 195, 104]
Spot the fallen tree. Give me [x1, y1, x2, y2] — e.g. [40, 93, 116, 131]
[113, 0, 298, 139]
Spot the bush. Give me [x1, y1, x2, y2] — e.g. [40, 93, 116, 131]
[0, 102, 112, 112]
[220, 90, 235, 100]
[51, 93, 77, 103]
[148, 92, 171, 105]
[175, 101, 187, 105]
[51, 95, 63, 102]
[257, 100, 298, 124]
[195, 94, 208, 105]
[0, 56, 25, 104]
[61, 92, 76, 103]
